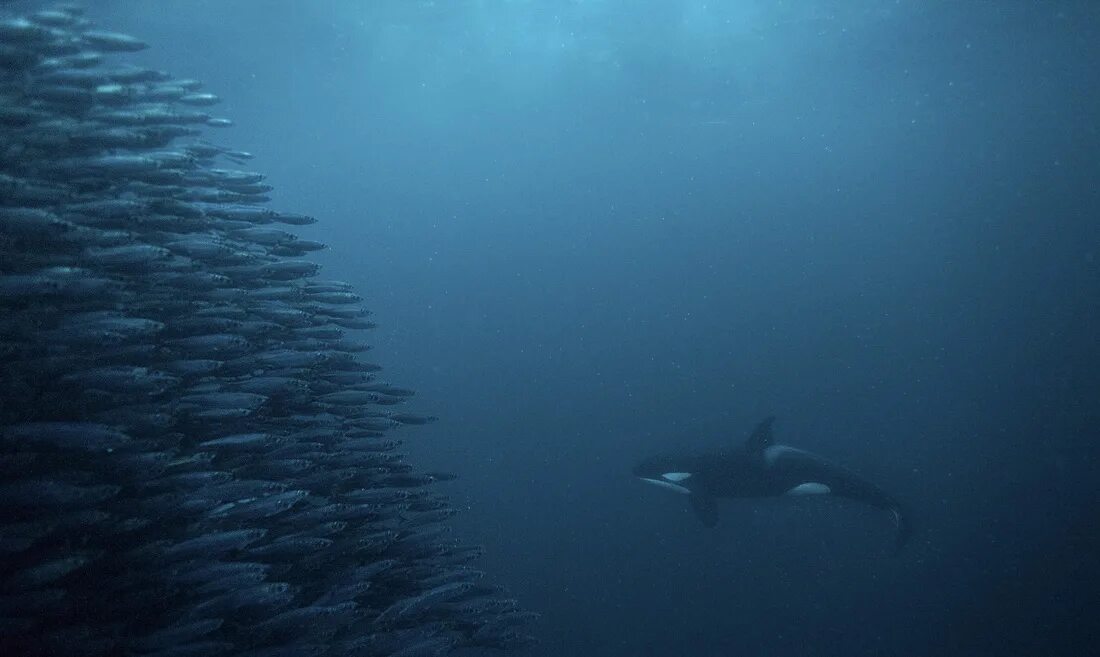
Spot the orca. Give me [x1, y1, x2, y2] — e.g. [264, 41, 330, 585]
[633, 416, 910, 553]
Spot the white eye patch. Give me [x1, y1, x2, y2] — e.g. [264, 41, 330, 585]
[661, 472, 693, 482]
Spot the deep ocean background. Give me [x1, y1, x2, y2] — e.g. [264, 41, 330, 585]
[27, 1, 1100, 655]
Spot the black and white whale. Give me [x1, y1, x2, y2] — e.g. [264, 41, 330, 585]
[633, 417, 910, 552]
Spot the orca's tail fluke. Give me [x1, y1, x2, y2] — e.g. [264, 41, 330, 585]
[887, 503, 911, 555]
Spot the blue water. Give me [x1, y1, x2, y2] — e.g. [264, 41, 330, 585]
[83, 1, 1100, 655]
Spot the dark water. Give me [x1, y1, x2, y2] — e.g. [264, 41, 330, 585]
[65, 1, 1100, 655]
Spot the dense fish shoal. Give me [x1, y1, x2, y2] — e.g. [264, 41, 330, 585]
[0, 5, 535, 656]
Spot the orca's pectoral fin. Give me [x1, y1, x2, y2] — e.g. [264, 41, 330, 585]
[688, 493, 718, 528]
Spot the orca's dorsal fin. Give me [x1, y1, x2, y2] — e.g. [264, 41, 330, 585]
[744, 416, 776, 453]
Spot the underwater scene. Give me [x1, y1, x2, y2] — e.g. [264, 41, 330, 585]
[1, 2, 1097, 656]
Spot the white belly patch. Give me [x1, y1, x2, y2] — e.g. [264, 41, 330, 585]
[640, 478, 692, 495]
[785, 482, 831, 496]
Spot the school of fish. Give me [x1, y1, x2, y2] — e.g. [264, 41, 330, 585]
[0, 5, 536, 656]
